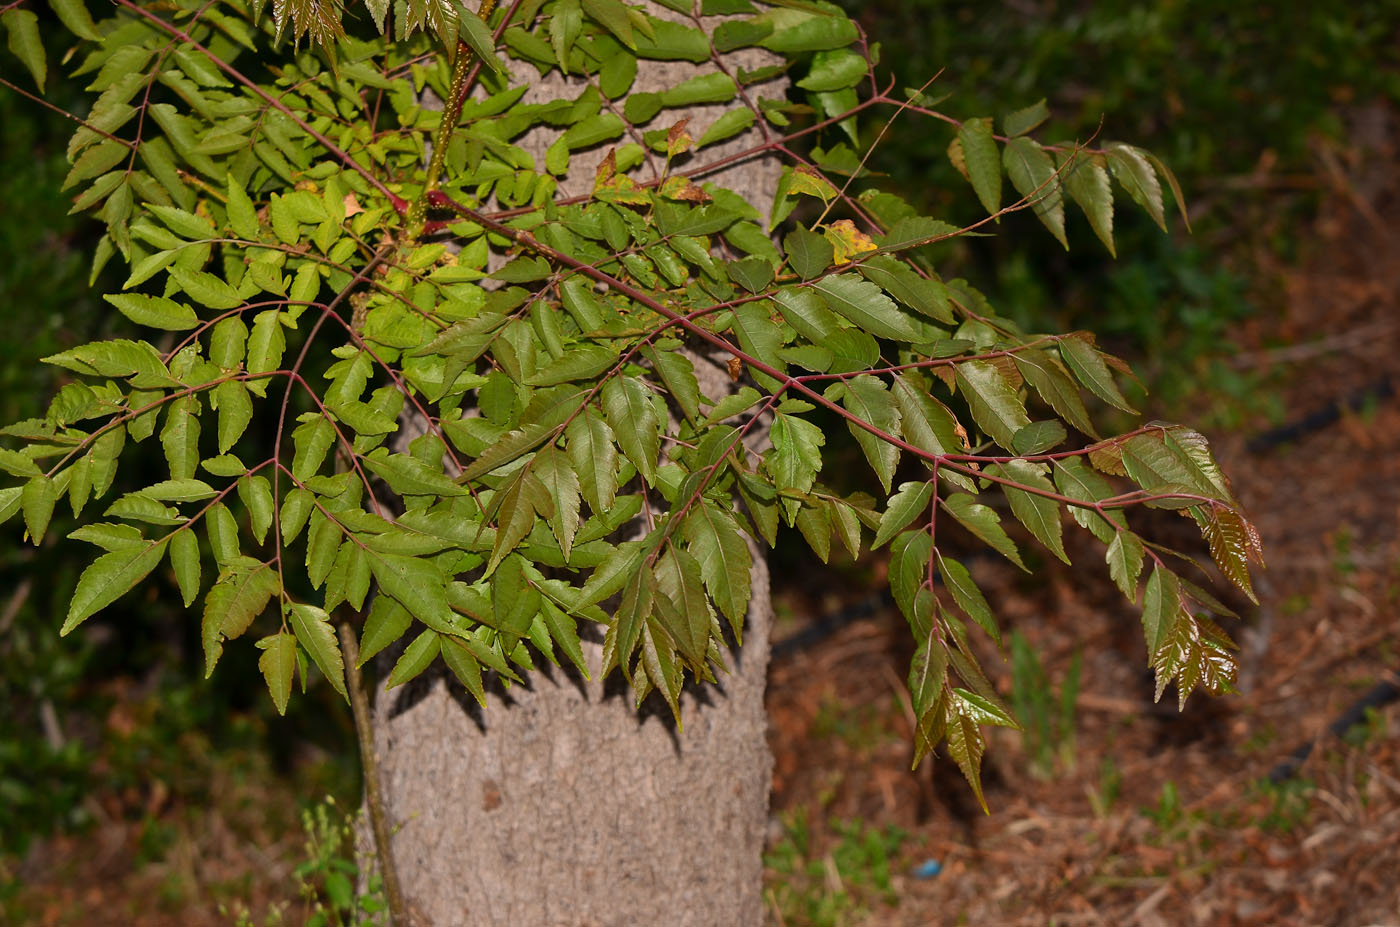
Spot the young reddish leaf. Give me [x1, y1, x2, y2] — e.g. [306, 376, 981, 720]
[944, 702, 990, 814]
[1203, 508, 1260, 604]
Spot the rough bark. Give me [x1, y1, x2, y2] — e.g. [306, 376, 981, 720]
[366, 15, 786, 925]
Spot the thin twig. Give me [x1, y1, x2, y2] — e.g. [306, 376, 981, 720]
[338, 622, 409, 927]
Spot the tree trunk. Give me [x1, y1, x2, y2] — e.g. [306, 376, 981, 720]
[368, 16, 785, 925]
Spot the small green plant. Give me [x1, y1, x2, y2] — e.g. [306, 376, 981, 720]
[1341, 705, 1387, 750]
[294, 796, 387, 927]
[1142, 780, 1184, 832]
[1087, 751, 1121, 818]
[1251, 777, 1314, 835]
[1009, 630, 1080, 778]
[810, 694, 899, 755]
[764, 809, 906, 927]
[223, 795, 385, 927]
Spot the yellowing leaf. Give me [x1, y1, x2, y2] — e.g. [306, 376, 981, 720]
[823, 219, 876, 263]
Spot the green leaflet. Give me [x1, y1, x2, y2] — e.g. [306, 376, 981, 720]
[954, 116, 1001, 216]
[225, 174, 260, 240]
[888, 528, 932, 624]
[441, 635, 487, 706]
[841, 375, 901, 493]
[386, 629, 441, 689]
[3, 9, 46, 92]
[1141, 564, 1181, 658]
[567, 408, 619, 514]
[358, 596, 412, 666]
[640, 346, 700, 425]
[797, 48, 865, 92]
[1059, 335, 1136, 413]
[1002, 137, 1066, 248]
[855, 255, 954, 324]
[942, 493, 1026, 571]
[935, 552, 999, 646]
[533, 446, 581, 561]
[987, 459, 1068, 564]
[1059, 151, 1115, 256]
[63, 537, 170, 634]
[653, 545, 711, 667]
[1052, 456, 1123, 542]
[105, 293, 199, 331]
[49, 0, 101, 41]
[681, 502, 752, 639]
[577, 541, 643, 609]
[873, 480, 932, 550]
[767, 412, 824, 498]
[257, 632, 297, 715]
[367, 550, 452, 629]
[1002, 99, 1049, 138]
[601, 376, 660, 485]
[214, 380, 253, 454]
[1105, 530, 1144, 599]
[783, 226, 834, 281]
[288, 602, 347, 699]
[456, 0, 507, 71]
[1106, 143, 1166, 232]
[954, 360, 1030, 450]
[811, 274, 923, 342]
[1013, 347, 1096, 438]
[363, 451, 467, 497]
[169, 528, 201, 607]
[170, 266, 243, 310]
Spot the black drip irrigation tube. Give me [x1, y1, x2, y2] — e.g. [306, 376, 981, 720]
[770, 590, 894, 662]
[1268, 677, 1400, 782]
[1245, 377, 1393, 453]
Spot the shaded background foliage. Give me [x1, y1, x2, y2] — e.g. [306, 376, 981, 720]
[839, 0, 1400, 413]
[1, 1, 1397, 922]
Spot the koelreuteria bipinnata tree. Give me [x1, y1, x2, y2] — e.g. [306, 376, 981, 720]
[0, 0, 1260, 808]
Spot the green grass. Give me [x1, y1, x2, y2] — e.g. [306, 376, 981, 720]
[765, 809, 908, 927]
